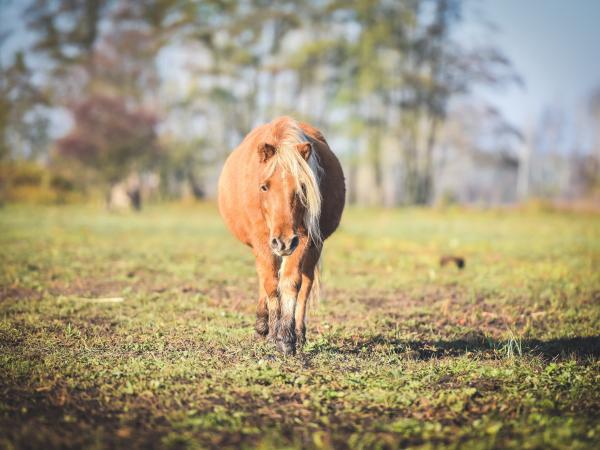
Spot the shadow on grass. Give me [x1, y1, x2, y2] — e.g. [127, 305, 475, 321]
[307, 335, 600, 360]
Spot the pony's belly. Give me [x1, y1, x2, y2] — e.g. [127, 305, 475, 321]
[217, 155, 253, 247]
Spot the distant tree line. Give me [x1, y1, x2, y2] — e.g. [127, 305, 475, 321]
[0, 0, 596, 207]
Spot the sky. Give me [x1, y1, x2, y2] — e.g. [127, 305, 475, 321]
[2, 0, 600, 138]
[472, 0, 600, 129]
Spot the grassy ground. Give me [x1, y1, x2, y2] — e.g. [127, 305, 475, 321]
[0, 203, 599, 449]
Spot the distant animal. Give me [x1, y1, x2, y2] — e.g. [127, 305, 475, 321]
[218, 116, 345, 354]
[439, 255, 465, 269]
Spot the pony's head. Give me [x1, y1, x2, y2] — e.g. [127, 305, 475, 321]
[257, 139, 322, 257]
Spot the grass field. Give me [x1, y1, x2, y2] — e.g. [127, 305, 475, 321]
[1, 203, 599, 449]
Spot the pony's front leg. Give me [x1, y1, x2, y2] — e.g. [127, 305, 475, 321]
[254, 253, 279, 340]
[277, 242, 308, 355]
[295, 245, 321, 349]
[255, 295, 269, 337]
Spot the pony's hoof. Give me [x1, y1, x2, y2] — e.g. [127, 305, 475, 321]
[255, 319, 269, 337]
[254, 331, 267, 340]
[276, 339, 296, 356]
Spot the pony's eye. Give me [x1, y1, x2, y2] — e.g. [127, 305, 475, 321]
[260, 184, 268, 192]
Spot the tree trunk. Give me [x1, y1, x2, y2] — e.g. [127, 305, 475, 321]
[420, 117, 439, 205]
[368, 124, 383, 204]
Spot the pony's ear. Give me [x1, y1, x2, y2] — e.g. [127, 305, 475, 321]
[296, 142, 312, 161]
[258, 143, 276, 162]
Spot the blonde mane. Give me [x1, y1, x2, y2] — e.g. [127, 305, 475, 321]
[265, 119, 323, 246]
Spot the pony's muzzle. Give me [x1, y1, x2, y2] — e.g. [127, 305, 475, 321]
[270, 235, 299, 256]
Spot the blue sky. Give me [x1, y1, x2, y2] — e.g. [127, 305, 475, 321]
[474, 0, 600, 126]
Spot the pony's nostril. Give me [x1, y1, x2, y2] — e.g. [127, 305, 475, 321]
[270, 236, 297, 253]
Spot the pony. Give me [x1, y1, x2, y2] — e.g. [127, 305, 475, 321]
[218, 116, 345, 354]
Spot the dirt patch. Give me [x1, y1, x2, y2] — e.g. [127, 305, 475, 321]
[0, 286, 43, 303]
[47, 278, 129, 298]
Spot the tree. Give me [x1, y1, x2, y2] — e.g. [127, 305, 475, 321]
[392, 0, 520, 204]
[268, 0, 519, 205]
[55, 94, 161, 204]
[0, 49, 49, 161]
[24, 0, 168, 208]
[15, 0, 521, 206]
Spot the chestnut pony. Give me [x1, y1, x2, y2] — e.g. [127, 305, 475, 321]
[218, 116, 345, 354]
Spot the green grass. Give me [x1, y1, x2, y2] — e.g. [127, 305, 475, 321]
[1, 203, 599, 449]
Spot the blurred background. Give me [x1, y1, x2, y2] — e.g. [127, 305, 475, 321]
[1, 0, 599, 210]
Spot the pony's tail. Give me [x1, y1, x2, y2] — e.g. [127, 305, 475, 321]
[307, 257, 322, 314]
